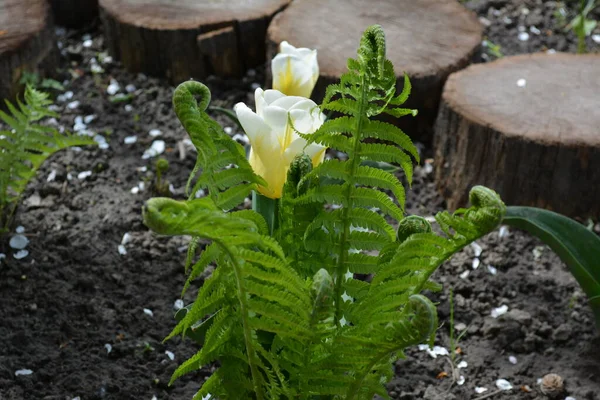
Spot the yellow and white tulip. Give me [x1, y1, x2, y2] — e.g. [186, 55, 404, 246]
[234, 88, 326, 199]
[272, 41, 319, 98]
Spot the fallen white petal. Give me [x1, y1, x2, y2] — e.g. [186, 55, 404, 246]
[508, 355, 517, 364]
[125, 84, 136, 93]
[518, 32, 529, 41]
[105, 343, 112, 354]
[121, 233, 131, 245]
[487, 265, 498, 275]
[13, 250, 29, 260]
[47, 170, 57, 182]
[457, 361, 468, 369]
[423, 345, 449, 359]
[118, 244, 127, 255]
[496, 379, 513, 391]
[491, 305, 508, 318]
[149, 129, 162, 137]
[84, 115, 96, 124]
[174, 299, 184, 310]
[142, 140, 165, 159]
[472, 258, 480, 270]
[83, 39, 93, 47]
[143, 308, 154, 317]
[67, 101, 80, 110]
[470, 242, 482, 257]
[593, 34, 600, 44]
[10, 234, 29, 250]
[565, 397, 576, 400]
[460, 270, 470, 279]
[15, 369, 33, 376]
[475, 387, 488, 394]
[15, 226, 25, 233]
[165, 350, 175, 360]
[517, 78, 527, 88]
[107, 79, 120, 95]
[224, 126, 233, 134]
[130, 187, 140, 194]
[457, 376, 465, 386]
[124, 135, 137, 144]
[78, 171, 92, 180]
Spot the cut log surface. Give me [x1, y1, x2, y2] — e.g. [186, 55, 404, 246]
[434, 53, 600, 217]
[50, 0, 99, 28]
[267, 0, 483, 140]
[0, 0, 58, 103]
[100, 0, 290, 83]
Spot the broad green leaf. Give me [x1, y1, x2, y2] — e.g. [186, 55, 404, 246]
[503, 206, 600, 328]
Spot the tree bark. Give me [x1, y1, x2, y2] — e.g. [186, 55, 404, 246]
[99, 0, 290, 84]
[0, 0, 58, 104]
[267, 0, 483, 142]
[434, 53, 600, 218]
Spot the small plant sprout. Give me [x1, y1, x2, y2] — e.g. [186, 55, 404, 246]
[565, 0, 598, 53]
[153, 157, 170, 196]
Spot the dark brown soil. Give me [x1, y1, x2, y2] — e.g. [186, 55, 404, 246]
[1, 3, 599, 399]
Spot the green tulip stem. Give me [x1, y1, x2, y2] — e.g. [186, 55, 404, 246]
[252, 191, 279, 236]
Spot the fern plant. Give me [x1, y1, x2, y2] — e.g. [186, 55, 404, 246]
[0, 86, 96, 233]
[143, 25, 506, 399]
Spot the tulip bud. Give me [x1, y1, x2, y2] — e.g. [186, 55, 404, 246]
[272, 41, 319, 98]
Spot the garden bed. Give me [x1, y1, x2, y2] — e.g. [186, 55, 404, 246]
[1, 1, 599, 399]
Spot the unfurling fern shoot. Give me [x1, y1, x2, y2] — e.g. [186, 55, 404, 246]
[0, 86, 96, 233]
[143, 25, 506, 399]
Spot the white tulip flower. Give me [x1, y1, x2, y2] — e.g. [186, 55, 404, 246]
[272, 41, 319, 98]
[234, 88, 326, 199]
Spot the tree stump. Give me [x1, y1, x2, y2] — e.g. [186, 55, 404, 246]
[266, 0, 483, 141]
[99, 0, 291, 83]
[434, 53, 600, 218]
[0, 0, 58, 104]
[49, 0, 98, 28]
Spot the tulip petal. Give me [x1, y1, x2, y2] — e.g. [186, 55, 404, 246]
[234, 102, 276, 151]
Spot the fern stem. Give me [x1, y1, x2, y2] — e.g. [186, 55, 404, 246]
[333, 73, 369, 327]
[218, 241, 265, 400]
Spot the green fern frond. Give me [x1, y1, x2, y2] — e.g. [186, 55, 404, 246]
[0, 86, 96, 232]
[172, 81, 266, 208]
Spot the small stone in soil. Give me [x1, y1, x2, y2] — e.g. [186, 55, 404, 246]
[491, 305, 508, 318]
[474, 387, 487, 394]
[174, 299, 184, 310]
[496, 379, 513, 390]
[15, 369, 33, 376]
[118, 244, 127, 255]
[124, 104, 133, 112]
[15, 226, 25, 233]
[125, 84, 136, 93]
[143, 308, 153, 317]
[517, 78, 527, 88]
[165, 350, 175, 360]
[124, 135, 137, 144]
[13, 249, 29, 260]
[518, 32, 530, 41]
[10, 234, 29, 250]
[508, 355, 517, 364]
